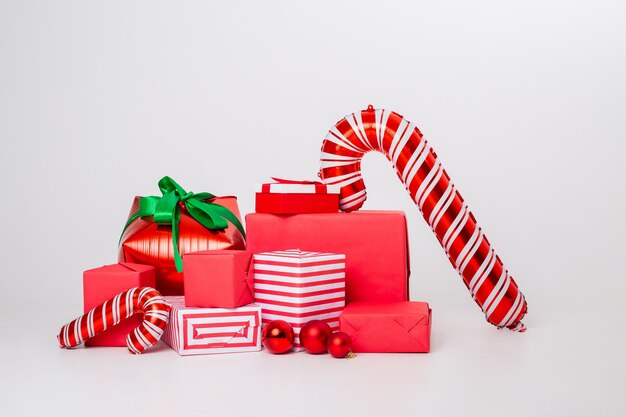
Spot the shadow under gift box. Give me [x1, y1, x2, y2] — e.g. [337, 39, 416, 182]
[83, 263, 155, 347]
[245, 211, 410, 303]
[119, 196, 245, 296]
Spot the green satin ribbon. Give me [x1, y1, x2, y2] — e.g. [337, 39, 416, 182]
[120, 176, 245, 272]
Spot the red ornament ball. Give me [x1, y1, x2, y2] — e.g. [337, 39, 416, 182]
[262, 320, 294, 354]
[299, 320, 332, 354]
[327, 332, 353, 358]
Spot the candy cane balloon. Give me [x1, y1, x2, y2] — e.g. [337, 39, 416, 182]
[58, 287, 171, 354]
[320, 106, 527, 331]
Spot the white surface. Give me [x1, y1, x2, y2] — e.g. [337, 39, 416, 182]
[1, 1, 625, 416]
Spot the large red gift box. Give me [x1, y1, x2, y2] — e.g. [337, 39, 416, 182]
[246, 211, 410, 303]
[162, 296, 262, 356]
[253, 249, 345, 351]
[83, 263, 155, 347]
[183, 250, 254, 308]
[339, 301, 431, 353]
[119, 195, 245, 296]
[255, 180, 340, 214]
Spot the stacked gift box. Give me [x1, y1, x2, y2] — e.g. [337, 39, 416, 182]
[59, 106, 528, 356]
[253, 249, 346, 351]
[73, 175, 431, 356]
[249, 178, 431, 353]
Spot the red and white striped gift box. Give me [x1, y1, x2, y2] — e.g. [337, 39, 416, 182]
[252, 249, 346, 351]
[162, 296, 261, 356]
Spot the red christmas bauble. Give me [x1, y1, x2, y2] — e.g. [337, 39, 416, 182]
[299, 320, 332, 354]
[327, 332, 353, 358]
[262, 320, 294, 354]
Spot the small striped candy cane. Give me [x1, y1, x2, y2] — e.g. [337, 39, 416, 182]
[58, 287, 171, 354]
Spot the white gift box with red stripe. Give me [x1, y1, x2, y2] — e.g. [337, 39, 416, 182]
[162, 296, 261, 355]
[252, 249, 346, 351]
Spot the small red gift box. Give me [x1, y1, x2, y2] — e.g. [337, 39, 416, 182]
[183, 250, 254, 308]
[255, 179, 340, 214]
[339, 301, 431, 353]
[246, 211, 410, 303]
[83, 263, 155, 347]
[253, 249, 346, 351]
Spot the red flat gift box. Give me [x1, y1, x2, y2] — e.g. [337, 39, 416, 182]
[83, 262, 155, 347]
[245, 211, 410, 303]
[339, 302, 431, 353]
[162, 296, 262, 356]
[255, 182, 340, 214]
[183, 250, 254, 308]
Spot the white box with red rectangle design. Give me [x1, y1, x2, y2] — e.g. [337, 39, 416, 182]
[162, 296, 261, 355]
[252, 249, 346, 351]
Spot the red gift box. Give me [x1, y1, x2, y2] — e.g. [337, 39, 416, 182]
[162, 296, 262, 356]
[339, 302, 431, 353]
[82, 263, 155, 347]
[246, 211, 410, 303]
[183, 250, 254, 308]
[119, 195, 245, 296]
[255, 180, 340, 214]
[253, 249, 346, 351]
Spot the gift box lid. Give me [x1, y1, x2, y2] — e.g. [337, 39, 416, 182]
[340, 301, 431, 327]
[255, 179, 340, 195]
[253, 248, 345, 264]
[84, 262, 155, 275]
[166, 296, 260, 314]
[184, 249, 253, 270]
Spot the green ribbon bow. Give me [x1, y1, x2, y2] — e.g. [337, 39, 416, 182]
[120, 176, 245, 272]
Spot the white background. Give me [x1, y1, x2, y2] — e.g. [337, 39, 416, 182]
[1, 1, 625, 416]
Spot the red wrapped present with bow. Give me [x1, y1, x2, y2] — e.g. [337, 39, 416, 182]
[118, 176, 246, 296]
[255, 178, 340, 214]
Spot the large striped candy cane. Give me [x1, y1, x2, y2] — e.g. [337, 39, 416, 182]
[319, 106, 527, 331]
[58, 287, 171, 354]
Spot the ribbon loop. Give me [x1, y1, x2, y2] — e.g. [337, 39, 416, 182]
[120, 176, 245, 272]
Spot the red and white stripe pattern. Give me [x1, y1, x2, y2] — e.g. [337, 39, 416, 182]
[58, 287, 170, 354]
[319, 106, 527, 331]
[253, 249, 346, 350]
[162, 296, 261, 355]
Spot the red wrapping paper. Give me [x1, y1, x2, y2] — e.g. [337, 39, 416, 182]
[255, 181, 340, 214]
[83, 263, 155, 347]
[119, 196, 245, 296]
[183, 250, 254, 308]
[246, 211, 410, 303]
[339, 301, 431, 353]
